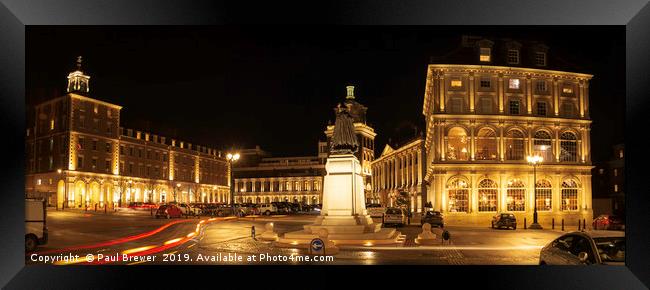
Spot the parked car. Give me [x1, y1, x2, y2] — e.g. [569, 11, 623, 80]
[383, 207, 407, 227]
[128, 202, 147, 210]
[258, 204, 279, 215]
[25, 198, 48, 252]
[491, 213, 517, 230]
[592, 215, 625, 231]
[155, 204, 183, 219]
[421, 210, 444, 228]
[177, 203, 196, 216]
[366, 203, 386, 218]
[539, 231, 625, 265]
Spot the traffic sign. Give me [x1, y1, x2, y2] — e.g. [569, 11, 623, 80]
[310, 238, 325, 255]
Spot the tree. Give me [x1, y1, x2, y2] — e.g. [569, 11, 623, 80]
[395, 191, 411, 211]
[146, 178, 156, 203]
[115, 179, 127, 208]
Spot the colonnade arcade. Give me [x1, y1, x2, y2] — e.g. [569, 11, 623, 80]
[234, 176, 322, 205]
[54, 173, 230, 209]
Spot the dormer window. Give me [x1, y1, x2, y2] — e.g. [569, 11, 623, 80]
[562, 86, 574, 94]
[451, 79, 463, 88]
[535, 52, 547, 66]
[480, 48, 491, 62]
[507, 49, 520, 64]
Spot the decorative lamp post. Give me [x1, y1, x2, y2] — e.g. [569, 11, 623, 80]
[527, 155, 543, 229]
[226, 152, 240, 214]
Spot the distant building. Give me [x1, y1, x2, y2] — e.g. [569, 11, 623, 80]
[421, 36, 594, 226]
[25, 57, 230, 208]
[591, 144, 624, 216]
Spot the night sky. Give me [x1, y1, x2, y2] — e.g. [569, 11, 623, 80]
[26, 26, 624, 163]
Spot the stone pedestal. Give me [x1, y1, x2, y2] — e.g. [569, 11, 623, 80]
[415, 223, 437, 245]
[278, 154, 403, 247]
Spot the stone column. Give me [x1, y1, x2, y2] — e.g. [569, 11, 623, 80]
[469, 73, 475, 112]
[498, 73, 504, 113]
[553, 78, 559, 116]
[553, 175, 561, 213]
[439, 73, 446, 112]
[554, 127, 560, 162]
[470, 124, 475, 161]
[526, 76, 533, 114]
[499, 125, 505, 161]
[579, 81, 585, 118]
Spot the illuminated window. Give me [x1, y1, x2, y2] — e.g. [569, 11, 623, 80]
[619, 150, 623, 158]
[105, 160, 110, 172]
[478, 179, 497, 212]
[507, 49, 520, 64]
[509, 100, 521, 115]
[533, 131, 553, 162]
[91, 158, 97, 169]
[50, 119, 55, 130]
[476, 128, 497, 160]
[480, 78, 491, 88]
[535, 52, 546, 66]
[49, 138, 54, 151]
[536, 80, 547, 92]
[536, 180, 552, 211]
[505, 130, 525, 160]
[562, 86, 573, 94]
[561, 180, 579, 211]
[508, 79, 520, 89]
[506, 179, 526, 211]
[446, 127, 469, 161]
[93, 104, 98, 114]
[37, 179, 42, 185]
[447, 178, 469, 213]
[105, 142, 111, 153]
[479, 47, 491, 62]
[536, 102, 547, 116]
[613, 169, 618, 177]
[451, 79, 463, 88]
[78, 138, 84, 150]
[26, 128, 30, 136]
[560, 132, 577, 162]
[614, 184, 618, 192]
[599, 168, 604, 175]
[49, 156, 53, 170]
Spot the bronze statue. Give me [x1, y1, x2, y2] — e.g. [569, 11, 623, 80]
[330, 103, 359, 155]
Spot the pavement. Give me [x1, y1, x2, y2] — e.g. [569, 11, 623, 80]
[29, 211, 572, 265]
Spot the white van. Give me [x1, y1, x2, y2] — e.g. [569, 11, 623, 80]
[258, 204, 278, 215]
[25, 198, 48, 252]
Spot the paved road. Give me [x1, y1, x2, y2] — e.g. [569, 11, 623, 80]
[29, 212, 567, 265]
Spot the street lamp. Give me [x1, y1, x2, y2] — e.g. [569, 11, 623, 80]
[527, 155, 543, 229]
[226, 152, 240, 215]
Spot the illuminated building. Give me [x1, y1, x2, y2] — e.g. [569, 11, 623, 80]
[25, 57, 230, 209]
[421, 36, 594, 226]
[371, 137, 426, 212]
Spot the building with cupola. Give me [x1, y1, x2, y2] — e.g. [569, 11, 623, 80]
[25, 57, 231, 209]
[421, 36, 594, 226]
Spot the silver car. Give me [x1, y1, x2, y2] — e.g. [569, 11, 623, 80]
[539, 231, 625, 265]
[383, 207, 407, 227]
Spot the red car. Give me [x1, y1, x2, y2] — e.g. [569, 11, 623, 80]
[155, 204, 182, 219]
[592, 215, 625, 230]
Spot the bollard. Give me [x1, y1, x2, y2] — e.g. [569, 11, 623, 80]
[524, 217, 527, 229]
[552, 218, 555, 230]
[583, 219, 586, 230]
[150, 207, 153, 216]
[95, 204, 98, 212]
[578, 220, 581, 231]
[561, 219, 565, 231]
[105, 205, 107, 214]
[251, 226, 256, 239]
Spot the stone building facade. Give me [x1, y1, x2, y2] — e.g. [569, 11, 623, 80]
[25, 59, 230, 209]
[421, 37, 594, 226]
[370, 138, 426, 212]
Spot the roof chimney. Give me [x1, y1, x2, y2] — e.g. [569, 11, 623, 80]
[346, 85, 355, 99]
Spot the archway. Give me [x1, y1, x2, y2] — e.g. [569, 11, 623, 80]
[73, 180, 86, 208]
[89, 182, 100, 208]
[56, 180, 66, 209]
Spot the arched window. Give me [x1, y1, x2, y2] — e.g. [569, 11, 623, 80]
[561, 179, 579, 211]
[533, 130, 554, 162]
[560, 132, 578, 162]
[447, 178, 469, 213]
[447, 127, 469, 161]
[304, 181, 309, 191]
[476, 128, 498, 160]
[313, 180, 319, 191]
[506, 179, 526, 211]
[536, 179, 552, 211]
[505, 130, 525, 160]
[478, 179, 498, 212]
